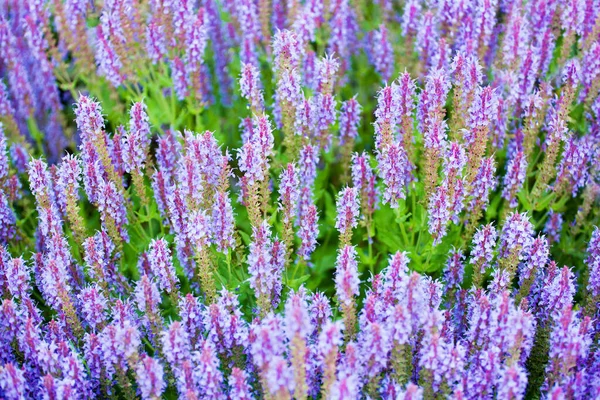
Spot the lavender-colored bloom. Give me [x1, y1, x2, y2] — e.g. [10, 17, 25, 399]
[587, 227, 600, 299]
[495, 365, 528, 399]
[335, 245, 360, 306]
[519, 236, 549, 285]
[95, 25, 124, 87]
[335, 187, 359, 236]
[148, 238, 178, 293]
[171, 57, 189, 100]
[146, 21, 166, 65]
[273, 30, 302, 72]
[136, 355, 165, 399]
[377, 142, 413, 208]
[470, 224, 497, 272]
[184, 13, 208, 100]
[0, 192, 15, 244]
[278, 164, 300, 224]
[239, 63, 264, 113]
[339, 98, 361, 145]
[250, 313, 286, 369]
[193, 339, 224, 398]
[0, 363, 26, 400]
[499, 212, 534, 260]
[544, 211, 563, 244]
[428, 186, 450, 246]
[351, 153, 377, 217]
[444, 249, 465, 292]
[248, 222, 282, 308]
[298, 144, 319, 188]
[468, 157, 496, 211]
[133, 275, 161, 317]
[211, 191, 235, 253]
[502, 149, 527, 208]
[122, 102, 151, 173]
[540, 266, 576, 322]
[77, 285, 107, 331]
[99, 319, 141, 378]
[229, 367, 253, 399]
[369, 24, 394, 82]
[546, 306, 591, 392]
[96, 179, 129, 242]
[161, 321, 192, 370]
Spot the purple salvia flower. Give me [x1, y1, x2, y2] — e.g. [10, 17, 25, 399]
[187, 209, 210, 250]
[377, 142, 413, 208]
[96, 179, 129, 242]
[298, 202, 319, 261]
[99, 319, 141, 378]
[495, 365, 528, 399]
[240, 62, 264, 113]
[122, 102, 151, 173]
[374, 85, 400, 149]
[315, 55, 340, 95]
[401, 0, 421, 37]
[95, 25, 124, 87]
[0, 127, 8, 180]
[171, 57, 189, 100]
[204, 290, 249, 356]
[56, 154, 82, 213]
[370, 24, 394, 82]
[274, 69, 302, 129]
[586, 227, 600, 299]
[161, 321, 192, 370]
[540, 266, 576, 323]
[555, 135, 591, 197]
[193, 340, 225, 398]
[310, 292, 333, 337]
[148, 238, 178, 294]
[273, 30, 302, 73]
[468, 157, 496, 211]
[544, 211, 563, 244]
[330, 374, 360, 399]
[443, 248, 465, 293]
[136, 355, 165, 400]
[336, 187, 359, 242]
[470, 223, 497, 272]
[415, 11, 439, 65]
[546, 305, 591, 393]
[145, 20, 166, 64]
[339, 98, 361, 146]
[519, 235, 549, 285]
[248, 222, 282, 309]
[178, 294, 204, 347]
[250, 313, 286, 371]
[428, 185, 450, 246]
[77, 285, 107, 332]
[502, 149, 527, 208]
[278, 164, 300, 224]
[133, 275, 161, 317]
[335, 245, 360, 306]
[0, 363, 26, 400]
[359, 320, 392, 378]
[184, 12, 209, 101]
[502, 7, 530, 67]
[156, 129, 181, 178]
[229, 367, 253, 399]
[351, 153, 377, 217]
[211, 192, 236, 253]
[265, 355, 294, 397]
[0, 192, 15, 244]
[298, 144, 319, 188]
[499, 212, 534, 260]
[4, 257, 31, 301]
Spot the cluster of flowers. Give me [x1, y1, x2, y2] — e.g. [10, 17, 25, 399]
[1, 0, 600, 399]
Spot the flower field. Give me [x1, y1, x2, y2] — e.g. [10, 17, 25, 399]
[1, 0, 600, 398]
